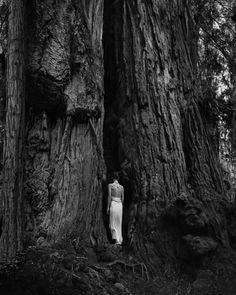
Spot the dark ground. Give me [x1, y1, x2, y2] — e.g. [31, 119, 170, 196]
[0, 242, 236, 295]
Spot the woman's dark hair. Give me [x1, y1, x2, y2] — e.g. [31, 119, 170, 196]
[112, 171, 119, 181]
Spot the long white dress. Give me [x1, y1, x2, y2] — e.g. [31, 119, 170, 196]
[109, 183, 123, 244]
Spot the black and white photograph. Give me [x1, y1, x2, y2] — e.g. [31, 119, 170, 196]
[0, 0, 236, 294]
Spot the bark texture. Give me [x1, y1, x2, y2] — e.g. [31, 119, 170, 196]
[103, 0, 227, 269]
[23, 0, 106, 247]
[0, 0, 229, 269]
[0, 2, 7, 217]
[0, 0, 25, 260]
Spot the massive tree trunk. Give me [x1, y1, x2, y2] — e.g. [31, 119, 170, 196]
[103, 0, 227, 269]
[0, 0, 106, 261]
[0, 0, 25, 260]
[0, 0, 229, 267]
[23, 0, 106, 248]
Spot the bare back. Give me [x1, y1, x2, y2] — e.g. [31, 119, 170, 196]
[108, 182, 124, 203]
[110, 184, 123, 198]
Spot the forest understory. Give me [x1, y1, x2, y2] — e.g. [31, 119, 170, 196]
[1, 198, 236, 295]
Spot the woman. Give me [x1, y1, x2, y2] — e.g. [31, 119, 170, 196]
[107, 174, 124, 245]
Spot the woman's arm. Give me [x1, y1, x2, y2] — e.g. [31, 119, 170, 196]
[107, 184, 111, 214]
[121, 186, 124, 204]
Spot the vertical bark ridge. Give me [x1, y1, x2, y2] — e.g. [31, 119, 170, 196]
[103, 0, 227, 270]
[0, 0, 25, 261]
[23, 0, 106, 247]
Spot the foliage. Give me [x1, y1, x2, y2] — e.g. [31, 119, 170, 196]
[192, 0, 236, 178]
[194, 0, 234, 117]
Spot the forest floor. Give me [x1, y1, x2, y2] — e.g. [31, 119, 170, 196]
[0, 243, 236, 295]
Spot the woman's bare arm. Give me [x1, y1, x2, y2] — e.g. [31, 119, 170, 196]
[121, 186, 124, 204]
[107, 184, 111, 213]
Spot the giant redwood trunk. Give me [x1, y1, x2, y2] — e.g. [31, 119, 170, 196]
[103, 0, 227, 268]
[23, 0, 106, 248]
[1, 0, 106, 261]
[0, 0, 228, 265]
[0, 0, 25, 260]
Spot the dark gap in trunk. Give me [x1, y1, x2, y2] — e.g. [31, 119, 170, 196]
[103, 0, 119, 243]
[103, 0, 120, 178]
[103, 0, 132, 245]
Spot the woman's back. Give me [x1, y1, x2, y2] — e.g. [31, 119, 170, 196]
[110, 183, 123, 199]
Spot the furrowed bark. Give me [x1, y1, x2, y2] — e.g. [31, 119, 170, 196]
[0, 0, 229, 269]
[103, 0, 227, 270]
[0, 0, 25, 261]
[24, 0, 106, 247]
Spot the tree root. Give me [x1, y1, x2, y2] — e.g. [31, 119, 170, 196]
[59, 267, 93, 291]
[59, 267, 81, 280]
[107, 260, 149, 280]
[88, 264, 108, 272]
[88, 266, 101, 280]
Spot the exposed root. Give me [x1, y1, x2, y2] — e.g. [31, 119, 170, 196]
[88, 266, 101, 281]
[75, 256, 88, 260]
[88, 264, 108, 272]
[59, 267, 81, 280]
[107, 260, 149, 280]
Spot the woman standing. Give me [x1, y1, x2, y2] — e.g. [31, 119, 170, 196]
[107, 174, 124, 245]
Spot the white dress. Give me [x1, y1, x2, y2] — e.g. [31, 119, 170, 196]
[109, 183, 123, 244]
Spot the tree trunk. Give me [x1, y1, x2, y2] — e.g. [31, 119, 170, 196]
[103, 0, 227, 269]
[231, 0, 236, 158]
[23, 0, 106, 248]
[0, 0, 25, 261]
[0, 0, 229, 267]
